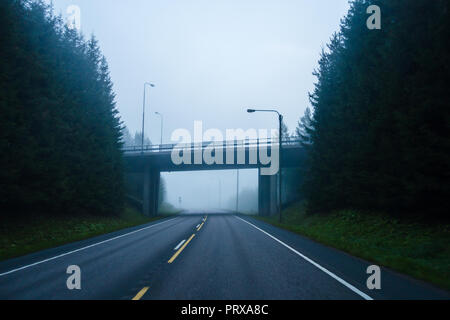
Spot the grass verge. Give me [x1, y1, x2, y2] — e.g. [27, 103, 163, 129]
[254, 202, 450, 291]
[0, 207, 172, 262]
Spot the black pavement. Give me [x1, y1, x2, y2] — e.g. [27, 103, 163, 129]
[0, 212, 448, 300]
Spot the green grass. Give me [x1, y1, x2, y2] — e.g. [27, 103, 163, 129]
[254, 203, 450, 291]
[0, 207, 173, 262]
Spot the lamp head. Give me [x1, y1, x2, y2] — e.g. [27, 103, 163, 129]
[247, 109, 256, 113]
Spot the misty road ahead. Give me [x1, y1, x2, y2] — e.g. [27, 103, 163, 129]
[0, 212, 448, 300]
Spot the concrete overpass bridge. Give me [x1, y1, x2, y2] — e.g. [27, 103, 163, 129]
[123, 138, 306, 216]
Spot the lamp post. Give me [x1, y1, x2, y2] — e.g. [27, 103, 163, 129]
[141, 82, 155, 152]
[218, 178, 222, 209]
[236, 169, 239, 213]
[247, 108, 283, 222]
[155, 111, 163, 146]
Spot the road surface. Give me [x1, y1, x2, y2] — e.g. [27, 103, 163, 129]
[0, 211, 448, 300]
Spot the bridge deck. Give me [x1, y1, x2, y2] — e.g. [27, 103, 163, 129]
[123, 139, 306, 173]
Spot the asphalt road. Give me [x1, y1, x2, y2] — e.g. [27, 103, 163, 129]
[0, 211, 448, 300]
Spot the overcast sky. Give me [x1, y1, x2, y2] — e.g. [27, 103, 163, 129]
[47, 0, 350, 210]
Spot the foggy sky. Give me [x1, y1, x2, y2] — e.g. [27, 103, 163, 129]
[46, 0, 350, 209]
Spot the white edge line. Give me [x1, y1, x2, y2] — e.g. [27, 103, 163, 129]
[235, 216, 373, 301]
[196, 224, 200, 229]
[0, 217, 178, 277]
[174, 240, 186, 251]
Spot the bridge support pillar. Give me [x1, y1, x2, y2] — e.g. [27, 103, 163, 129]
[143, 163, 160, 216]
[258, 168, 278, 216]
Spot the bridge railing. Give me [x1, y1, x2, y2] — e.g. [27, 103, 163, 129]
[122, 137, 303, 154]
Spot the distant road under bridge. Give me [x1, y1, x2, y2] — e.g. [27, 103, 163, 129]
[123, 138, 306, 216]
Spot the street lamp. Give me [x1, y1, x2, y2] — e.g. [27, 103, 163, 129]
[218, 178, 222, 209]
[141, 82, 155, 152]
[247, 108, 284, 222]
[155, 111, 163, 146]
[236, 169, 239, 213]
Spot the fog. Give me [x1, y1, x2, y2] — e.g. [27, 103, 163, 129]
[162, 169, 257, 213]
[46, 0, 349, 210]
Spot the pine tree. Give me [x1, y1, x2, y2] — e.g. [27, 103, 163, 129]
[302, 0, 450, 217]
[0, 0, 125, 217]
[295, 107, 314, 146]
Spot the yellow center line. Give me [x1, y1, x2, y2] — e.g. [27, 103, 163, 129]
[168, 233, 195, 263]
[197, 223, 204, 231]
[132, 286, 149, 300]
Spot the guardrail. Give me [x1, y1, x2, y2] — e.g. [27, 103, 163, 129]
[122, 138, 303, 154]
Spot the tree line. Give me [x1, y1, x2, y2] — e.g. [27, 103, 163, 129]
[121, 127, 152, 148]
[0, 0, 124, 217]
[295, 0, 449, 218]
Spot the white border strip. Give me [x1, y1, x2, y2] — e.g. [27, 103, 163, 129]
[0, 217, 178, 277]
[235, 216, 373, 300]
